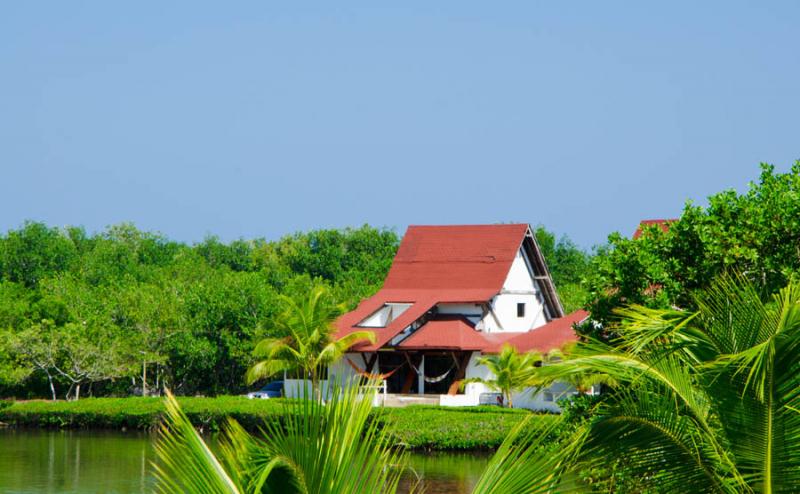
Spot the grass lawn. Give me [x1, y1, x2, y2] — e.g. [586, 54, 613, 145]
[0, 397, 555, 450]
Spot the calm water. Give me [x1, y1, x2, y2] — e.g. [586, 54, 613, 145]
[0, 429, 489, 493]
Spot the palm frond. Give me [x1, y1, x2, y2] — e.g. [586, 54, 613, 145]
[472, 415, 588, 494]
[246, 359, 294, 385]
[245, 378, 414, 494]
[153, 390, 242, 494]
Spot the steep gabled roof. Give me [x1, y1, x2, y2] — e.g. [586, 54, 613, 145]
[383, 224, 529, 291]
[336, 223, 564, 350]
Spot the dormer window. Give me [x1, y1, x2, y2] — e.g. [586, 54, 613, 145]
[358, 303, 413, 327]
[517, 303, 526, 318]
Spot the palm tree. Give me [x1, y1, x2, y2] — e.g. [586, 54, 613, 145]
[463, 345, 543, 408]
[153, 381, 412, 494]
[526, 275, 800, 493]
[246, 284, 375, 399]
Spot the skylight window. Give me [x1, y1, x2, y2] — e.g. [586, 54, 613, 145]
[358, 303, 413, 327]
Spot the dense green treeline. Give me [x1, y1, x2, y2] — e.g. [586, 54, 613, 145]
[0, 224, 400, 399]
[0, 222, 590, 400]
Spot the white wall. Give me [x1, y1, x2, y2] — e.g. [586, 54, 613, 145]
[328, 352, 367, 381]
[359, 305, 391, 327]
[285, 352, 367, 399]
[485, 249, 548, 332]
[359, 303, 414, 328]
[436, 303, 483, 316]
[461, 351, 577, 412]
[511, 381, 575, 413]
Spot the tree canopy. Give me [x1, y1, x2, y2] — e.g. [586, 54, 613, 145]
[0, 223, 399, 398]
[585, 162, 800, 328]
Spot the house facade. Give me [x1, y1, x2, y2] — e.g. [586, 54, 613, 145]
[329, 224, 588, 411]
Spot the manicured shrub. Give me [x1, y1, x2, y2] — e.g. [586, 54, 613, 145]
[0, 398, 556, 450]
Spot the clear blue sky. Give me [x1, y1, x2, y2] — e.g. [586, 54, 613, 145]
[2, 2, 798, 248]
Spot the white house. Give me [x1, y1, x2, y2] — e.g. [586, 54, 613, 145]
[325, 224, 588, 411]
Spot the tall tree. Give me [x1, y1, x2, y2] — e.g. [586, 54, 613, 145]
[0, 222, 78, 287]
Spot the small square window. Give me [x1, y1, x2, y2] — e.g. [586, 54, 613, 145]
[517, 303, 525, 318]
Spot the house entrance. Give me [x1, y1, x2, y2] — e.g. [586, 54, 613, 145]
[376, 351, 470, 395]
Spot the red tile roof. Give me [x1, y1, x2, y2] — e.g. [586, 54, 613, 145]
[383, 224, 529, 291]
[633, 219, 677, 239]
[337, 224, 532, 349]
[483, 310, 588, 354]
[397, 317, 487, 351]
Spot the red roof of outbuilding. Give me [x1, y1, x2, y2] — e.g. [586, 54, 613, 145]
[397, 317, 487, 351]
[633, 219, 677, 239]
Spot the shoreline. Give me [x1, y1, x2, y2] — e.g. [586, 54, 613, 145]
[0, 396, 552, 451]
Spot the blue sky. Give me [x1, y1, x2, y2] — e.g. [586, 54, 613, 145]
[2, 2, 798, 248]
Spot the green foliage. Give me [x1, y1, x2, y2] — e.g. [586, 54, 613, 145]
[532, 275, 800, 493]
[155, 383, 414, 494]
[382, 405, 540, 450]
[247, 284, 375, 396]
[586, 162, 800, 327]
[464, 345, 544, 408]
[0, 396, 555, 450]
[534, 226, 592, 313]
[0, 221, 79, 288]
[152, 389, 577, 494]
[0, 223, 399, 398]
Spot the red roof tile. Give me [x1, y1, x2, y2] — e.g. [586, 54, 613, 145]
[383, 224, 528, 291]
[633, 219, 677, 239]
[483, 310, 588, 354]
[397, 317, 487, 351]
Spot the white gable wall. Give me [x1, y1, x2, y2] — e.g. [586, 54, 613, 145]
[484, 249, 548, 332]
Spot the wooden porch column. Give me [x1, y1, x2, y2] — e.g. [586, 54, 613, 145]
[447, 352, 473, 395]
[400, 353, 422, 394]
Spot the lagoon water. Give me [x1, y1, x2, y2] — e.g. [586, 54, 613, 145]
[0, 429, 488, 494]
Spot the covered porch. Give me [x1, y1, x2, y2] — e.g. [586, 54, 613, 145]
[347, 349, 474, 396]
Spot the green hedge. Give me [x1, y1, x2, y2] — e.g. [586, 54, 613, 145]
[0, 398, 553, 450]
[0, 397, 285, 431]
[382, 405, 546, 450]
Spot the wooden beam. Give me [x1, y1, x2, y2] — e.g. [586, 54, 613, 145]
[401, 353, 422, 394]
[448, 352, 472, 395]
[364, 353, 378, 374]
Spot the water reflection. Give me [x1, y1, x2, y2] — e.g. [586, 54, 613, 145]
[0, 429, 489, 494]
[0, 429, 155, 494]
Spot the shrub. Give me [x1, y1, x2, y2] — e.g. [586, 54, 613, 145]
[0, 397, 558, 450]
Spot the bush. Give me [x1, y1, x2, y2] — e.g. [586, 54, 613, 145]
[0, 396, 285, 431]
[380, 405, 553, 450]
[0, 397, 557, 450]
